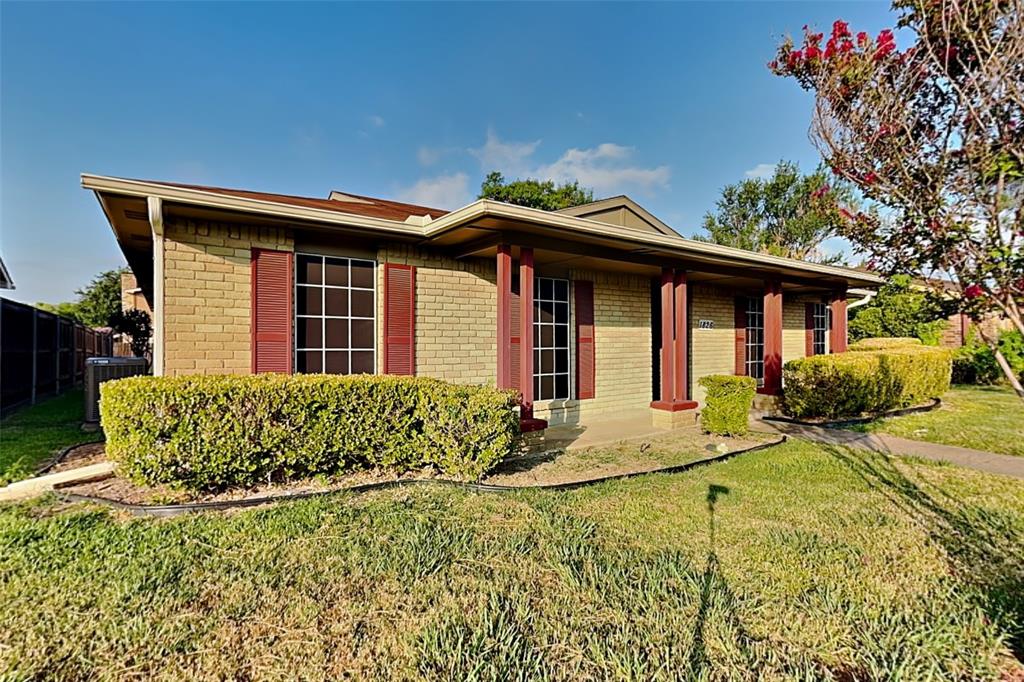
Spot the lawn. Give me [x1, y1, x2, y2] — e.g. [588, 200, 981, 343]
[2, 440, 1022, 680]
[0, 390, 101, 486]
[851, 385, 1024, 457]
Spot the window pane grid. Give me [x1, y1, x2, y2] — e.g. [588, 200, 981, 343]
[534, 277, 570, 401]
[294, 254, 376, 375]
[746, 297, 764, 386]
[812, 303, 828, 355]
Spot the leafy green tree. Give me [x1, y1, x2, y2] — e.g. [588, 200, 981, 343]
[109, 309, 152, 358]
[37, 268, 126, 327]
[699, 161, 854, 264]
[848, 274, 947, 344]
[478, 171, 593, 211]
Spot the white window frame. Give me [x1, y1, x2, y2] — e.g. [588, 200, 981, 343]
[746, 296, 764, 386]
[294, 252, 377, 375]
[534, 276, 571, 401]
[812, 302, 828, 355]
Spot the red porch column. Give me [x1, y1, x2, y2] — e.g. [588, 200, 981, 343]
[496, 244, 513, 389]
[672, 270, 689, 403]
[761, 280, 783, 395]
[519, 247, 536, 421]
[651, 267, 697, 411]
[830, 289, 848, 353]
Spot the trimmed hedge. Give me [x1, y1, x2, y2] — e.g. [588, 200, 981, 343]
[698, 375, 756, 436]
[849, 337, 922, 351]
[782, 346, 952, 419]
[100, 374, 520, 491]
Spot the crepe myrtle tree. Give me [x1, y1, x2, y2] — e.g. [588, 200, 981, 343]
[770, 0, 1024, 398]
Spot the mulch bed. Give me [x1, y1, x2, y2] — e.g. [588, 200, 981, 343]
[58, 430, 781, 508]
[39, 442, 107, 475]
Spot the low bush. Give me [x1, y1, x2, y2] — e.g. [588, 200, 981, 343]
[849, 337, 922, 351]
[783, 346, 951, 419]
[100, 374, 520, 491]
[698, 375, 756, 436]
[952, 330, 1024, 385]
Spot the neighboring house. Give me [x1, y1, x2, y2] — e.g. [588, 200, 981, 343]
[0, 255, 14, 290]
[120, 271, 152, 316]
[82, 174, 882, 431]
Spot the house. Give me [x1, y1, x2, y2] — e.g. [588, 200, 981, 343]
[82, 174, 882, 431]
[120, 271, 152, 316]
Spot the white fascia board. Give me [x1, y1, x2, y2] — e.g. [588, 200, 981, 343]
[424, 200, 885, 286]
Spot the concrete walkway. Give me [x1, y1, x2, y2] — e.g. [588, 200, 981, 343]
[760, 419, 1024, 480]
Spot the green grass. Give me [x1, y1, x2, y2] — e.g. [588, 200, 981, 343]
[0, 390, 101, 486]
[851, 385, 1024, 456]
[2, 440, 1022, 680]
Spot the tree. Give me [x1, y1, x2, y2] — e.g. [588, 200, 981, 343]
[478, 171, 593, 211]
[36, 268, 125, 327]
[109, 309, 152, 359]
[770, 1, 1024, 397]
[699, 161, 855, 264]
[848, 274, 947, 343]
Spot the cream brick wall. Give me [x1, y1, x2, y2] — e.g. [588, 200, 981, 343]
[162, 219, 292, 375]
[378, 244, 496, 384]
[782, 299, 808, 366]
[690, 285, 738, 405]
[535, 270, 652, 424]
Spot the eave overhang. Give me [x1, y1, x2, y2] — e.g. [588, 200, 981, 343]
[82, 173, 884, 294]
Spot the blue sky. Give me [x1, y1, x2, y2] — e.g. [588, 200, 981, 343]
[1, 1, 896, 304]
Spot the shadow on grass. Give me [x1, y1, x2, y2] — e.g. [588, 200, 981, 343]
[823, 443, 1024, 660]
[686, 483, 756, 677]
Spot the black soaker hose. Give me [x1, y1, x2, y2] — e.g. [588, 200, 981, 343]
[54, 436, 787, 518]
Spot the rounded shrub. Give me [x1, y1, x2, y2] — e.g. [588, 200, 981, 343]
[782, 346, 951, 419]
[100, 374, 520, 491]
[697, 375, 756, 436]
[849, 337, 922, 351]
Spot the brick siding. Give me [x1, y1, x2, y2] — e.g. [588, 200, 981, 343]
[162, 219, 292, 375]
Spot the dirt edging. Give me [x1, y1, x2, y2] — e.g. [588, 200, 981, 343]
[761, 398, 942, 429]
[53, 435, 788, 518]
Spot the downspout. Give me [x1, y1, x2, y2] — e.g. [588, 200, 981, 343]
[847, 290, 876, 310]
[148, 196, 165, 376]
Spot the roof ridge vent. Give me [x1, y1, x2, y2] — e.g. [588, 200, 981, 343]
[328, 191, 374, 204]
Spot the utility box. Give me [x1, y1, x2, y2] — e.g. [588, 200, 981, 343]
[85, 357, 148, 423]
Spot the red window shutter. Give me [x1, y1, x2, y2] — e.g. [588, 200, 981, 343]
[805, 303, 816, 356]
[575, 280, 596, 400]
[510, 278, 521, 392]
[734, 297, 747, 376]
[383, 263, 415, 375]
[251, 248, 293, 374]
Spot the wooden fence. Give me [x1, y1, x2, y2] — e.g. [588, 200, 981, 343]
[0, 297, 114, 415]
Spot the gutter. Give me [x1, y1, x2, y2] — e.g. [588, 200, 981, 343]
[82, 174, 885, 288]
[847, 288, 877, 310]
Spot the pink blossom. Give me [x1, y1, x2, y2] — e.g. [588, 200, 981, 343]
[964, 284, 983, 299]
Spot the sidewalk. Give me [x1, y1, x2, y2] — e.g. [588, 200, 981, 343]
[760, 419, 1024, 480]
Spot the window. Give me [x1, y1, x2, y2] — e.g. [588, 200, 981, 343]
[812, 302, 828, 355]
[746, 296, 764, 386]
[295, 254, 376, 375]
[534, 277, 570, 400]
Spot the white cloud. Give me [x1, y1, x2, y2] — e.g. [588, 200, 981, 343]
[417, 146, 445, 166]
[469, 128, 541, 174]
[532, 143, 670, 196]
[744, 163, 776, 179]
[368, 114, 386, 128]
[396, 172, 471, 209]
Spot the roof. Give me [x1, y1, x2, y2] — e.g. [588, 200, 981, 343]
[82, 173, 885, 289]
[150, 180, 449, 222]
[0, 255, 14, 290]
[558, 195, 678, 237]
